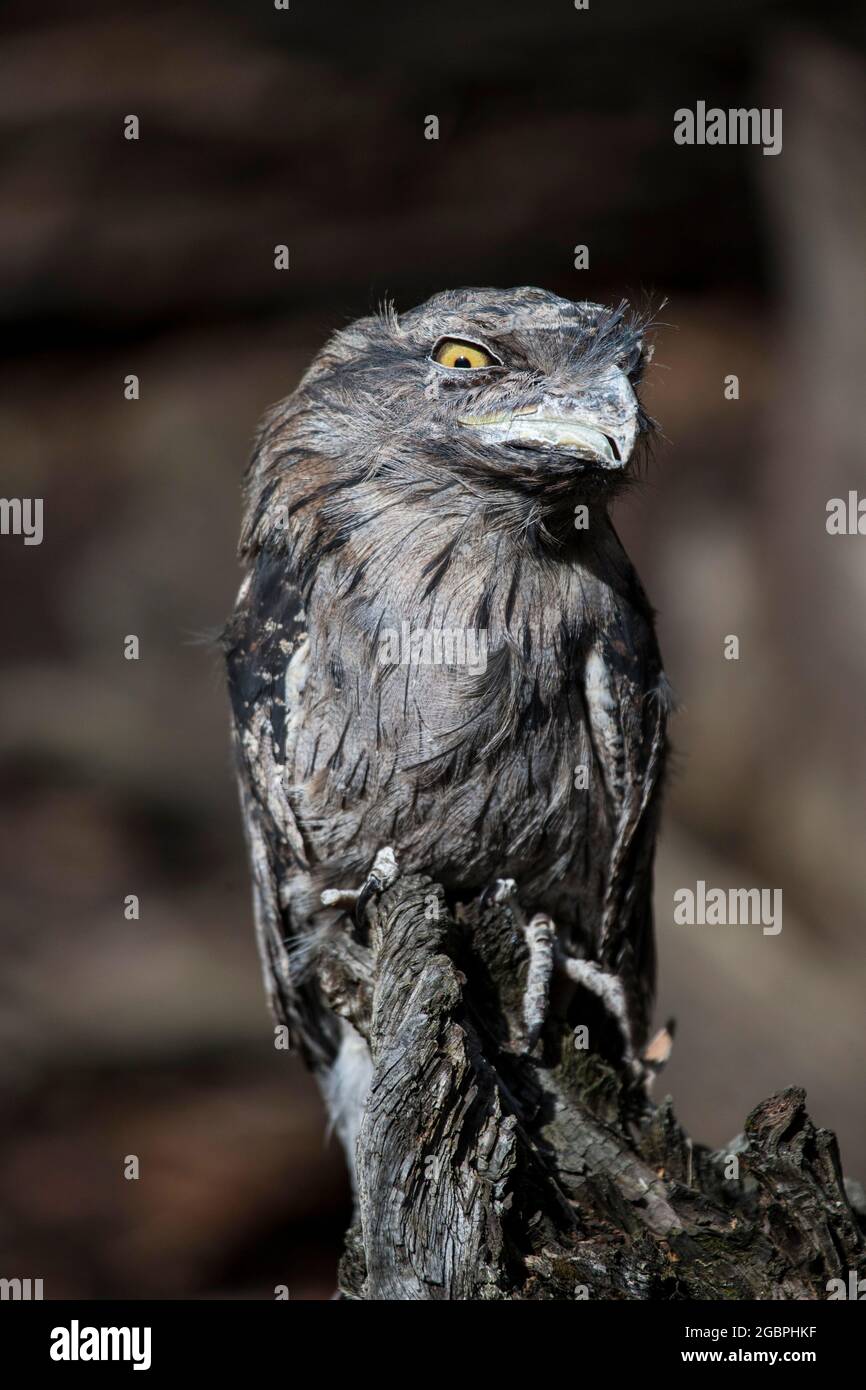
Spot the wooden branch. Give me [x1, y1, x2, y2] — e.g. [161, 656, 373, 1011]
[329, 875, 864, 1300]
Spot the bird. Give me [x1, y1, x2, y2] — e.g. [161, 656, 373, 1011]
[224, 285, 671, 1181]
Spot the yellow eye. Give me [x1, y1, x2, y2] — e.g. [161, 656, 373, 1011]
[432, 338, 499, 370]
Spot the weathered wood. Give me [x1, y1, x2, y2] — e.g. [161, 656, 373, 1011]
[334, 876, 863, 1300]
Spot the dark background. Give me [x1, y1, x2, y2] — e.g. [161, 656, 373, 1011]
[1, 0, 864, 1299]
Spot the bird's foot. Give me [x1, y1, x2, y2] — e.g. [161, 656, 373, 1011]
[522, 912, 556, 1052]
[559, 955, 672, 1095]
[560, 954, 640, 1074]
[561, 961, 656, 1089]
[478, 880, 555, 1052]
[479, 881, 672, 1085]
[482, 877, 519, 909]
[456, 879, 514, 924]
[321, 846, 400, 927]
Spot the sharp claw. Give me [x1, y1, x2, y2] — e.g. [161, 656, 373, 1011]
[354, 878, 378, 927]
[319, 847, 399, 926]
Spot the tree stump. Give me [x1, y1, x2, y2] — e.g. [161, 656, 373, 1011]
[326, 875, 864, 1300]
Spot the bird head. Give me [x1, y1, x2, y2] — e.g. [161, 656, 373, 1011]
[413, 286, 652, 485]
[243, 287, 656, 559]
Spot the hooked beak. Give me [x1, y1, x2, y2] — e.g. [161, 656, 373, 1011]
[457, 367, 639, 470]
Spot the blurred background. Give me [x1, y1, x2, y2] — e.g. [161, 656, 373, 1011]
[0, 0, 864, 1298]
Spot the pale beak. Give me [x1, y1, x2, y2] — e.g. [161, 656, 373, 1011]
[457, 366, 639, 469]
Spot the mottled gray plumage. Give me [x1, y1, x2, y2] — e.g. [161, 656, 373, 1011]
[225, 286, 670, 1168]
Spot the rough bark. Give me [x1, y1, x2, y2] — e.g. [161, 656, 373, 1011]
[325, 875, 864, 1301]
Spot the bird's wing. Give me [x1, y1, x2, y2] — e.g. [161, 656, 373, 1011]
[583, 614, 669, 1051]
[224, 551, 336, 1068]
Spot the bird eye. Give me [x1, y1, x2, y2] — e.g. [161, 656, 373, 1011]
[432, 338, 500, 370]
